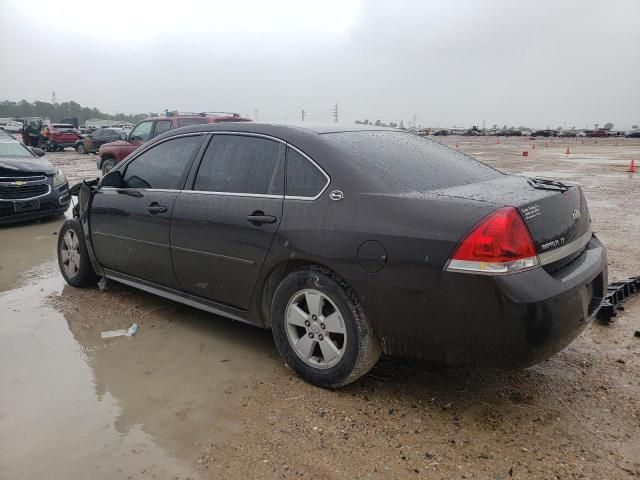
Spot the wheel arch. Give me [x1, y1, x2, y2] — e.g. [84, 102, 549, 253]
[258, 259, 351, 329]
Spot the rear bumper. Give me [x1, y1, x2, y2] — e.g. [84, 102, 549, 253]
[0, 184, 71, 225]
[355, 235, 607, 366]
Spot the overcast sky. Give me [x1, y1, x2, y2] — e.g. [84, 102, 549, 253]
[1, 0, 638, 129]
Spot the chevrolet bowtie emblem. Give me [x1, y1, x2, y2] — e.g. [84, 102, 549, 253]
[12, 181, 26, 186]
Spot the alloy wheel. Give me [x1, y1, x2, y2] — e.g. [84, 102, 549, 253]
[60, 230, 81, 279]
[285, 289, 347, 369]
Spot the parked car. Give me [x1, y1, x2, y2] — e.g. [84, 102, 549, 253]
[433, 129, 449, 136]
[96, 112, 250, 174]
[0, 130, 70, 224]
[75, 128, 127, 154]
[40, 123, 82, 151]
[626, 130, 640, 138]
[57, 123, 607, 388]
[588, 129, 609, 138]
[576, 131, 587, 137]
[559, 130, 577, 137]
[0, 118, 23, 132]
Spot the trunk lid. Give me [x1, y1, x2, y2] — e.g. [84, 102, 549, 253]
[431, 175, 591, 261]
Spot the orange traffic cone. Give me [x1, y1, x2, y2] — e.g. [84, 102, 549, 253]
[565, 147, 570, 154]
[629, 160, 636, 173]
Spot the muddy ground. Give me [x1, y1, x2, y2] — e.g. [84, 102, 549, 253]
[1, 136, 639, 479]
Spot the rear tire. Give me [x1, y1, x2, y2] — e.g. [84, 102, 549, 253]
[101, 158, 117, 175]
[57, 219, 98, 288]
[77, 143, 86, 154]
[271, 268, 381, 388]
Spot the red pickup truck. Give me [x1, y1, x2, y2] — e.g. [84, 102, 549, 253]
[96, 112, 250, 174]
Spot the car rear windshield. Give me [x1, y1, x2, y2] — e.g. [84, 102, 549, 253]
[177, 118, 208, 128]
[0, 138, 32, 157]
[322, 131, 502, 192]
[52, 124, 76, 131]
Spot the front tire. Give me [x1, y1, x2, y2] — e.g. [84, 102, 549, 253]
[57, 219, 98, 287]
[101, 158, 117, 175]
[271, 268, 381, 388]
[77, 143, 86, 154]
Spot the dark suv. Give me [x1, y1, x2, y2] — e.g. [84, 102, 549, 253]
[96, 112, 250, 174]
[0, 130, 70, 223]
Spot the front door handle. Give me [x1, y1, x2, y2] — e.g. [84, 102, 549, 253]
[247, 211, 277, 225]
[147, 203, 167, 214]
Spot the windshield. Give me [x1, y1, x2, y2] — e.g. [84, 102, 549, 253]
[323, 131, 502, 192]
[0, 137, 32, 157]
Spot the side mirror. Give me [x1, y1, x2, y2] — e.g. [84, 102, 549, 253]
[100, 169, 123, 188]
[31, 147, 45, 157]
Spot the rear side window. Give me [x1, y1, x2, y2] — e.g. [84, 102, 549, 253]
[122, 135, 203, 190]
[154, 120, 172, 137]
[194, 135, 284, 195]
[177, 118, 208, 128]
[322, 131, 502, 192]
[286, 148, 328, 198]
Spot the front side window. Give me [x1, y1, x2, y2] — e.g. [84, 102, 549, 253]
[194, 135, 284, 195]
[129, 121, 153, 142]
[153, 120, 172, 137]
[285, 148, 328, 198]
[122, 135, 203, 190]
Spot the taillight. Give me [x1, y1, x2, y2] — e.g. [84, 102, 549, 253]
[445, 207, 539, 274]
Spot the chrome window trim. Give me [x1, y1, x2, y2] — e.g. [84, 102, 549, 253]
[100, 187, 181, 194]
[111, 130, 332, 201]
[181, 190, 283, 199]
[538, 230, 592, 266]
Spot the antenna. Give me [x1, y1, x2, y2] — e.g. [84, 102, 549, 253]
[332, 103, 339, 123]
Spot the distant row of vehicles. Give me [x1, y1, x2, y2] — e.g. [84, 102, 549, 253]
[428, 128, 640, 138]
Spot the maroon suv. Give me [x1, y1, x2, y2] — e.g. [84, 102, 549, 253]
[96, 112, 250, 174]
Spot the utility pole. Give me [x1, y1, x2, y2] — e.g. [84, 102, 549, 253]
[412, 113, 416, 128]
[332, 103, 339, 123]
[253, 109, 258, 121]
[51, 91, 57, 105]
[301, 109, 306, 121]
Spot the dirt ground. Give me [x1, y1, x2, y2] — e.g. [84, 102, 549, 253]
[1, 136, 639, 479]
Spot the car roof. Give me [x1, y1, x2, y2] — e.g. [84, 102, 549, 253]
[164, 121, 393, 137]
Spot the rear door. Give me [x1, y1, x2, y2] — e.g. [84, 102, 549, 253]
[171, 133, 285, 310]
[90, 134, 205, 287]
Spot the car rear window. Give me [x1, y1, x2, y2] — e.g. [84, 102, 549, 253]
[322, 131, 502, 192]
[51, 124, 76, 131]
[177, 118, 208, 128]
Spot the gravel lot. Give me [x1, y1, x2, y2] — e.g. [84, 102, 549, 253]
[1, 136, 639, 479]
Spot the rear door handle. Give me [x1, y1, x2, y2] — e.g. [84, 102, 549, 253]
[247, 211, 277, 225]
[147, 203, 167, 214]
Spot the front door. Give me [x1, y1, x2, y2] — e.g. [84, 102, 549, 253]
[171, 134, 285, 310]
[90, 134, 205, 288]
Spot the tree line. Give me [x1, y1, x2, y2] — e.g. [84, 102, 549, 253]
[0, 99, 151, 125]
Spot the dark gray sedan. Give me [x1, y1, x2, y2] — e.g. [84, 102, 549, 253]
[57, 123, 607, 387]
